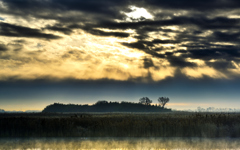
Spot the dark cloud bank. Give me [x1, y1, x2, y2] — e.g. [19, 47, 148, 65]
[0, 22, 61, 39]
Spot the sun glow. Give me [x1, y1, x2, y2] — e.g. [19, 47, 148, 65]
[181, 67, 228, 79]
[122, 6, 154, 22]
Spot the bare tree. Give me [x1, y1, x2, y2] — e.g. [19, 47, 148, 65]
[139, 97, 152, 105]
[158, 97, 170, 108]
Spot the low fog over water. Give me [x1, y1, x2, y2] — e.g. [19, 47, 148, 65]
[0, 138, 240, 150]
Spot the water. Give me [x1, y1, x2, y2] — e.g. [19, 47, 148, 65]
[0, 138, 239, 150]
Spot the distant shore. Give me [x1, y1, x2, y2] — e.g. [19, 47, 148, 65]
[0, 112, 240, 138]
[42, 102, 172, 113]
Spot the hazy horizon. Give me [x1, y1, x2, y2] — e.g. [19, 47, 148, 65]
[0, 0, 240, 111]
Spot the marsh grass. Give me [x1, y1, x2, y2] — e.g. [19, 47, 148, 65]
[0, 112, 240, 137]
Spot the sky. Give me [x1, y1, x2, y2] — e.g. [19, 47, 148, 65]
[0, 0, 240, 111]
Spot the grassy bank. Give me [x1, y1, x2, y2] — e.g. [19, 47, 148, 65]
[0, 112, 240, 137]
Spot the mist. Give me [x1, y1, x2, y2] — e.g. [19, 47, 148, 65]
[1, 138, 240, 150]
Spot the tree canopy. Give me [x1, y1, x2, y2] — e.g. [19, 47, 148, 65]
[158, 97, 170, 108]
[42, 100, 171, 113]
[139, 97, 152, 105]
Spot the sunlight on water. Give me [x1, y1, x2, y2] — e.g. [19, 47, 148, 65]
[0, 138, 239, 150]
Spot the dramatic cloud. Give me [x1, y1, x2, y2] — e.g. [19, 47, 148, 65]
[0, 22, 61, 39]
[1, 0, 240, 81]
[0, 44, 8, 51]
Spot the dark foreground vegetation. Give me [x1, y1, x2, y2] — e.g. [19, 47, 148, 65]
[0, 112, 240, 138]
[42, 101, 171, 113]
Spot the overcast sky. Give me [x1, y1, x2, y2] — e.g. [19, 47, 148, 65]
[0, 0, 240, 111]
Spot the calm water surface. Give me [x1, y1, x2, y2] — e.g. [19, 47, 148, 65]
[0, 138, 239, 150]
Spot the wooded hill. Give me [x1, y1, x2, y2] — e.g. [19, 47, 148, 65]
[42, 101, 171, 113]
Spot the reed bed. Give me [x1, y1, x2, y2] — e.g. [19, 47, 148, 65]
[0, 112, 240, 137]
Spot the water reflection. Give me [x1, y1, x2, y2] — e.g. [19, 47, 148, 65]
[0, 138, 240, 150]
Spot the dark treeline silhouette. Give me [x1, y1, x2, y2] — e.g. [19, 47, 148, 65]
[42, 101, 171, 113]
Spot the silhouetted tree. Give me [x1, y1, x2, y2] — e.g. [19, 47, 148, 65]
[139, 97, 152, 105]
[158, 97, 169, 108]
[42, 101, 172, 113]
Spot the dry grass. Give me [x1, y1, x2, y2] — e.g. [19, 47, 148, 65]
[0, 112, 240, 137]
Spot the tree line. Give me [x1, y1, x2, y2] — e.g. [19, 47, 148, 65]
[42, 98, 171, 113]
[139, 97, 170, 108]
